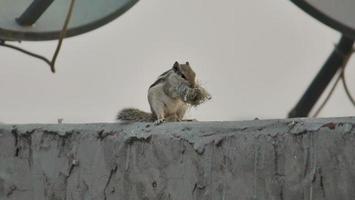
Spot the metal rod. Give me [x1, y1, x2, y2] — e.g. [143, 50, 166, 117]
[288, 35, 354, 118]
[16, 0, 55, 26]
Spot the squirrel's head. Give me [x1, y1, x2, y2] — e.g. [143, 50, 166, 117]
[172, 61, 196, 88]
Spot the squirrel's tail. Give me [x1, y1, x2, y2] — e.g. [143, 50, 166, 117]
[117, 108, 155, 122]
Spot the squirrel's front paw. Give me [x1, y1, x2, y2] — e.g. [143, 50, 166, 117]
[154, 118, 165, 125]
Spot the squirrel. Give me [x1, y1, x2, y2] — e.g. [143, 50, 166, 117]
[117, 61, 197, 124]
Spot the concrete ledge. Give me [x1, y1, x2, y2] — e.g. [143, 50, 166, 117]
[0, 117, 355, 200]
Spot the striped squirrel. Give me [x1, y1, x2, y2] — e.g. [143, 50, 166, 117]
[117, 61, 206, 124]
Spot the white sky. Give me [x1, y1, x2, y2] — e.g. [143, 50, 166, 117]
[0, 0, 354, 124]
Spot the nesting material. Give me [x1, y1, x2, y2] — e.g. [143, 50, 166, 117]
[177, 82, 211, 106]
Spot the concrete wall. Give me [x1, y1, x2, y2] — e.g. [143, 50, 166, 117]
[0, 117, 355, 200]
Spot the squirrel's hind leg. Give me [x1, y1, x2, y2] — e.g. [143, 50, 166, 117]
[154, 118, 165, 125]
[152, 107, 165, 125]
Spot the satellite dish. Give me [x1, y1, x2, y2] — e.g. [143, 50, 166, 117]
[0, 0, 139, 73]
[289, 0, 355, 118]
[291, 0, 355, 39]
[0, 0, 139, 41]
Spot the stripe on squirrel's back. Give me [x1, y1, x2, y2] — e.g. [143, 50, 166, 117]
[149, 69, 172, 88]
[158, 69, 172, 78]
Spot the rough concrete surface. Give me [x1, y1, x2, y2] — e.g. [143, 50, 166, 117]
[0, 117, 355, 200]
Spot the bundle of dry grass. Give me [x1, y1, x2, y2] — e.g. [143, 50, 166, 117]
[177, 82, 211, 106]
[186, 84, 211, 106]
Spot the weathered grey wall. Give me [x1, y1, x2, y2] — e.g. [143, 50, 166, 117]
[1, 118, 355, 200]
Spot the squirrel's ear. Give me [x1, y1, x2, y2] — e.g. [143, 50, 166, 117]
[173, 61, 179, 69]
[186, 61, 190, 65]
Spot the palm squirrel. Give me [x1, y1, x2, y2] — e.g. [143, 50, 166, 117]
[117, 61, 210, 124]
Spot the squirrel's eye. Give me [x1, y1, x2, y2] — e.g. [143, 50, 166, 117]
[181, 74, 186, 79]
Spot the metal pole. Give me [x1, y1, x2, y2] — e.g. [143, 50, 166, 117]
[16, 0, 55, 26]
[288, 35, 354, 118]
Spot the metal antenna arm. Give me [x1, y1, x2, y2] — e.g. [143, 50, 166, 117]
[16, 0, 55, 26]
[288, 35, 354, 118]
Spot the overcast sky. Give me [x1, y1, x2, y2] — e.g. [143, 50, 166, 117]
[0, 0, 354, 124]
